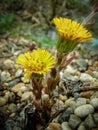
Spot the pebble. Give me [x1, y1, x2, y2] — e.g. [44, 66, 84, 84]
[59, 107, 73, 122]
[61, 122, 72, 130]
[80, 91, 95, 98]
[90, 79, 98, 87]
[93, 113, 98, 124]
[93, 71, 98, 79]
[76, 58, 88, 72]
[0, 97, 8, 106]
[80, 73, 93, 82]
[3, 59, 14, 69]
[8, 103, 17, 113]
[59, 94, 67, 102]
[77, 123, 86, 130]
[8, 92, 15, 103]
[90, 98, 98, 108]
[21, 91, 33, 101]
[8, 78, 21, 87]
[1, 71, 11, 82]
[15, 69, 23, 77]
[84, 114, 96, 129]
[61, 66, 77, 78]
[11, 83, 26, 93]
[48, 123, 62, 130]
[91, 91, 98, 98]
[65, 98, 76, 108]
[75, 98, 87, 107]
[69, 114, 81, 129]
[74, 104, 94, 118]
[20, 86, 29, 93]
[17, 91, 22, 97]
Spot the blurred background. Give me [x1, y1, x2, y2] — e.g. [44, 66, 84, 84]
[0, 0, 98, 46]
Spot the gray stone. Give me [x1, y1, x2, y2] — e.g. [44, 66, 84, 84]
[93, 113, 98, 124]
[61, 122, 72, 130]
[3, 59, 14, 69]
[1, 71, 11, 82]
[11, 83, 26, 93]
[20, 86, 29, 93]
[69, 114, 81, 129]
[8, 92, 15, 102]
[15, 69, 23, 77]
[90, 79, 98, 87]
[8, 103, 17, 113]
[77, 123, 86, 130]
[90, 98, 98, 108]
[62, 65, 77, 79]
[8, 78, 21, 87]
[65, 98, 76, 108]
[21, 91, 33, 101]
[91, 91, 98, 98]
[84, 114, 96, 129]
[59, 107, 73, 122]
[93, 71, 98, 79]
[76, 58, 88, 72]
[0, 97, 7, 106]
[74, 104, 94, 118]
[76, 98, 87, 107]
[80, 73, 93, 82]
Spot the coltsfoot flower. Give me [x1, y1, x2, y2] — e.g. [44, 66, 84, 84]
[16, 49, 56, 80]
[53, 17, 93, 53]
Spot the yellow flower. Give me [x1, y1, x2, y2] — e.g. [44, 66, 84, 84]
[16, 49, 56, 80]
[53, 17, 93, 53]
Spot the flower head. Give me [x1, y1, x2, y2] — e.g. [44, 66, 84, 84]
[53, 17, 93, 53]
[16, 49, 56, 80]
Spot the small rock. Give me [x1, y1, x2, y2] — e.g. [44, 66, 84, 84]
[0, 97, 7, 106]
[90, 98, 98, 108]
[20, 86, 29, 93]
[3, 59, 14, 69]
[17, 91, 22, 97]
[69, 114, 81, 129]
[76, 58, 88, 72]
[8, 103, 17, 113]
[42, 94, 49, 103]
[84, 114, 96, 129]
[8, 78, 21, 87]
[59, 107, 73, 122]
[75, 98, 87, 107]
[61, 122, 72, 130]
[48, 123, 62, 130]
[80, 91, 95, 98]
[59, 94, 67, 102]
[91, 91, 98, 98]
[80, 73, 93, 82]
[1, 71, 11, 82]
[93, 113, 98, 124]
[15, 69, 23, 77]
[11, 83, 26, 93]
[65, 98, 76, 108]
[77, 123, 86, 130]
[93, 71, 98, 79]
[21, 91, 33, 101]
[74, 104, 94, 118]
[9, 113, 16, 117]
[51, 100, 65, 115]
[61, 66, 77, 78]
[8, 92, 15, 102]
[90, 79, 98, 87]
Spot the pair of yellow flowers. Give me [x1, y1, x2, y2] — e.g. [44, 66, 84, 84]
[16, 17, 93, 80]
